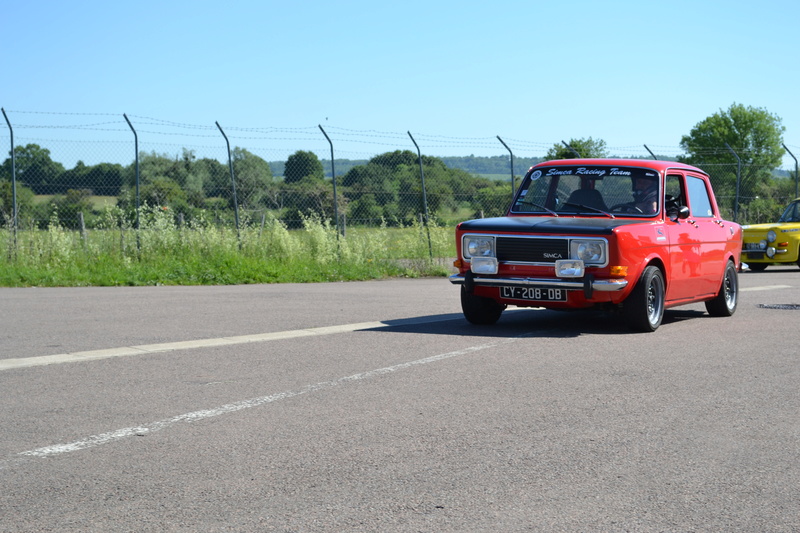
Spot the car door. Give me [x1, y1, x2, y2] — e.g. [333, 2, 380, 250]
[664, 173, 705, 302]
[684, 173, 729, 297]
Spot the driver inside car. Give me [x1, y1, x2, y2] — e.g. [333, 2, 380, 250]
[632, 175, 658, 214]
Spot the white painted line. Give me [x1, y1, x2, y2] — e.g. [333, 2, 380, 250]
[0, 281, 788, 373]
[741, 284, 792, 292]
[18, 336, 522, 459]
[0, 316, 461, 372]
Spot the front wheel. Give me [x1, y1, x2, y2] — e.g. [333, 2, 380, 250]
[460, 286, 506, 325]
[705, 261, 738, 317]
[622, 265, 665, 332]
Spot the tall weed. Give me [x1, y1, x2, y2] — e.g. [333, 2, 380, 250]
[0, 208, 455, 286]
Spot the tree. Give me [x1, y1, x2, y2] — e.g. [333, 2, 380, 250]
[545, 137, 608, 160]
[58, 161, 125, 196]
[340, 150, 515, 225]
[678, 103, 785, 202]
[679, 103, 785, 167]
[0, 144, 66, 194]
[0, 180, 35, 222]
[370, 150, 420, 169]
[231, 147, 273, 209]
[139, 177, 188, 208]
[475, 182, 513, 218]
[50, 189, 95, 229]
[126, 151, 173, 189]
[678, 103, 786, 217]
[284, 150, 324, 184]
[347, 193, 383, 223]
[196, 157, 229, 199]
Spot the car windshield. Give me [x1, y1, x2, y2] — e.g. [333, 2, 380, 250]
[778, 201, 800, 222]
[511, 165, 661, 217]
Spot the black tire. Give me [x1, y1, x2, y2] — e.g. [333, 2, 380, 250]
[749, 263, 768, 272]
[623, 265, 665, 332]
[460, 285, 505, 325]
[705, 261, 738, 317]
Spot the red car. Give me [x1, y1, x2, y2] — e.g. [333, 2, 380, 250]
[451, 159, 742, 332]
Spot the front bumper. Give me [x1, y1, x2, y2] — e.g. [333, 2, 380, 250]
[743, 249, 788, 260]
[450, 273, 628, 297]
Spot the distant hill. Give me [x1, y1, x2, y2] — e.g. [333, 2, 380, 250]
[774, 169, 797, 179]
[269, 159, 368, 178]
[270, 154, 739, 180]
[439, 155, 543, 178]
[269, 155, 542, 180]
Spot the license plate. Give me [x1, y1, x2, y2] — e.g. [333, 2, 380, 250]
[500, 286, 567, 301]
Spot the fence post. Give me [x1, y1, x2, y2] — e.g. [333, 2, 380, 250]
[725, 142, 742, 222]
[122, 114, 141, 231]
[215, 121, 241, 244]
[496, 135, 516, 200]
[407, 131, 433, 260]
[78, 212, 87, 243]
[782, 143, 798, 199]
[2, 108, 18, 243]
[318, 125, 341, 237]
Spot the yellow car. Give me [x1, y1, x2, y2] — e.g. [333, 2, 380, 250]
[741, 198, 800, 271]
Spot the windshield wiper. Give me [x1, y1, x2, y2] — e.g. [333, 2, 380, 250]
[561, 202, 615, 218]
[515, 199, 558, 216]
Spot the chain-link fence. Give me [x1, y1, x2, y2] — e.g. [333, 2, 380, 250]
[690, 158, 800, 224]
[2, 110, 798, 232]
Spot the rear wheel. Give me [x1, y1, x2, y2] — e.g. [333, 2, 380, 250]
[705, 261, 738, 317]
[623, 265, 665, 332]
[460, 286, 505, 325]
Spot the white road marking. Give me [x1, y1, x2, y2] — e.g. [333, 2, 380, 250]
[4, 282, 793, 461]
[0, 316, 462, 372]
[740, 284, 792, 292]
[18, 336, 522, 459]
[1, 283, 790, 373]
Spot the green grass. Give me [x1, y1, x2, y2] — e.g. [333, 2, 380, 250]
[34, 194, 118, 209]
[478, 173, 516, 181]
[0, 208, 456, 287]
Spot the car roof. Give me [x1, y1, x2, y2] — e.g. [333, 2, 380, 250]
[531, 158, 709, 177]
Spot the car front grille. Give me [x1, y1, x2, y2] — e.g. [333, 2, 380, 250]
[496, 237, 569, 263]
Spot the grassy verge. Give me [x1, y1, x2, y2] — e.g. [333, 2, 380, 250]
[0, 208, 457, 287]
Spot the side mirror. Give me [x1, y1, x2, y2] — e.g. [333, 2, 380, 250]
[668, 205, 690, 222]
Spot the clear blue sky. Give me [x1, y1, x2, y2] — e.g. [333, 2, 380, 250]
[2, 0, 799, 168]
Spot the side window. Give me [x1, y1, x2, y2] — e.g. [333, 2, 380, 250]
[665, 174, 684, 208]
[780, 201, 800, 222]
[686, 175, 714, 218]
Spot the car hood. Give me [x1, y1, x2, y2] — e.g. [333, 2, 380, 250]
[457, 216, 649, 235]
[742, 222, 800, 235]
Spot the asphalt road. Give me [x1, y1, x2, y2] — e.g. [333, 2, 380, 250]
[1, 271, 799, 532]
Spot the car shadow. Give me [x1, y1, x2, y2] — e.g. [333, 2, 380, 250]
[370, 307, 708, 338]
